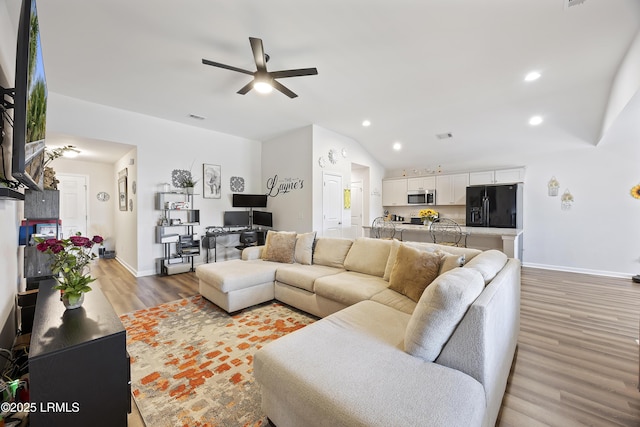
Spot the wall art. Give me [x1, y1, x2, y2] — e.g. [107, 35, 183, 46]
[266, 174, 304, 197]
[203, 164, 221, 199]
[230, 176, 245, 192]
[118, 168, 128, 211]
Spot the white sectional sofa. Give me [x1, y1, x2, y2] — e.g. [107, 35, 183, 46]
[195, 233, 521, 427]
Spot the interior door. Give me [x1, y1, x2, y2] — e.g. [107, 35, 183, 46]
[322, 172, 343, 237]
[57, 174, 88, 239]
[350, 180, 363, 238]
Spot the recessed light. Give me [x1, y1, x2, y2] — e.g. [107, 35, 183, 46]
[362, 120, 371, 127]
[524, 71, 541, 82]
[393, 142, 402, 151]
[529, 115, 543, 126]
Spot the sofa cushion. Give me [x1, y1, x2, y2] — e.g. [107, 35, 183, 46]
[404, 267, 484, 362]
[370, 289, 417, 314]
[313, 238, 353, 268]
[195, 259, 279, 293]
[275, 264, 344, 292]
[343, 237, 391, 277]
[294, 231, 316, 265]
[314, 272, 388, 306]
[263, 231, 297, 263]
[463, 249, 508, 285]
[388, 244, 442, 302]
[254, 300, 486, 427]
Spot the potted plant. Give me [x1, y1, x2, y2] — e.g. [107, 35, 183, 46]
[419, 208, 439, 226]
[35, 233, 104, 309]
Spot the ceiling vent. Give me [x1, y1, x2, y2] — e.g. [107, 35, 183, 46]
[436, 132, 453, 140]
[188, 113, 206, 120]
[564, 0, 587, 9]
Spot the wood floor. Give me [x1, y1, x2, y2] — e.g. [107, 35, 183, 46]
[93, 259, 640, 426]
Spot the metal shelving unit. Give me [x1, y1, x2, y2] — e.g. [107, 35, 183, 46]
[155, 191, 200, 275]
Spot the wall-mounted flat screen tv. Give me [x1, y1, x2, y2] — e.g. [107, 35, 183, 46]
[12, 0, 47, 190]
[252, 211, 273, 228]
[223, 211, 250, 228]
[232, 193, 267, 208]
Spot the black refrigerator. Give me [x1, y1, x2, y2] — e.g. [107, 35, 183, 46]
[465, 183, 523, 228]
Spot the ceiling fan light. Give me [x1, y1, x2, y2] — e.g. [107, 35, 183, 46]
[254, 80, 273, 94]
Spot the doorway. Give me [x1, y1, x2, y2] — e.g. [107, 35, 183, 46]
[350, 180, 363, 238]
[57, 174, 88, 239]
[322, 172, 343, 237]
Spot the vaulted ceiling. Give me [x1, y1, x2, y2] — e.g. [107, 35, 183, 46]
[23, 0, 640, 169]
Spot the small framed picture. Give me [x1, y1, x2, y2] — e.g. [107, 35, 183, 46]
[203, 164, 221, 199]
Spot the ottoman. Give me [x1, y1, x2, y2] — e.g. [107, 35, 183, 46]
[195, 259, 279, 313]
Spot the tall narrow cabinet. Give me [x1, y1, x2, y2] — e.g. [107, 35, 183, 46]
[155, 191, 200, 275]
[23, 190, 60, 282]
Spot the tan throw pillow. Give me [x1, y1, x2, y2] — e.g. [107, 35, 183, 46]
[262, 231, 297, 263]
[405, 268, 484, 362]
[294, 232, 316, 265]
[388, 244, 442, 302]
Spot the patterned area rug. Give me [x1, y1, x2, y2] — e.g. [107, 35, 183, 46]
[120, 295, 317, 427]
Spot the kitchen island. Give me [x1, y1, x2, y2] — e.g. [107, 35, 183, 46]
[363, 223, 524, 260]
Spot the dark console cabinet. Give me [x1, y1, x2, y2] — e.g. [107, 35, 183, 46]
[29, 280, 130, 427]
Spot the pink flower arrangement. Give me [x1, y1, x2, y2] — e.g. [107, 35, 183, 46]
[36, 234, 104, 305]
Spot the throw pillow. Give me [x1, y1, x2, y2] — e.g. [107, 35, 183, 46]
[262, 231, 297, 263]
[388, 244, 442, 302]
[404, 267, 484, 362]
[294, 231, 316, 265]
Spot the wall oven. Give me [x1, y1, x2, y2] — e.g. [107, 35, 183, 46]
[407, 190, 435, 205]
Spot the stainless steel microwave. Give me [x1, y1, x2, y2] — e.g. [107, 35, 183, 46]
[407, 190, 435, 205]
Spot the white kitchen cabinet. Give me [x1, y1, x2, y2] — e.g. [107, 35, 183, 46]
[435, 173, 469, 205]
[382, 178, 408, 206]
[469, 171, 495, 185]
[495, 168, 525, 184]
[407, 176, 436, 191]
[469, 168, 525, 185]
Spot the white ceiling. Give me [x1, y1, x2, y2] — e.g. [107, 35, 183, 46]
[28, 0, 640, 170]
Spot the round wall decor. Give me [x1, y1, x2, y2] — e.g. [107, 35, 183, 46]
[97, 191, 110, 202]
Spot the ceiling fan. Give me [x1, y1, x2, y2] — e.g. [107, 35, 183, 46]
[202, 37, 318, 99]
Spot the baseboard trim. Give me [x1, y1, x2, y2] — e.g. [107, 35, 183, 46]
[522, 262, 633, 279]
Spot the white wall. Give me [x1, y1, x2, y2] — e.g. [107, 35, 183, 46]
[311, 126, 385, 236]
[601, 31, 640, 138]
[262, 126, 313, 233]
[53, 157, 117, 249]
[523, 91, 640, 277]
[46, 93, 262, 276]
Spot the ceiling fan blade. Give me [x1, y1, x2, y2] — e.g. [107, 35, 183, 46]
[237, 81, 254, 95]
[202, 59, 254, 76]
[270, 68, 318, 79]
[249, 37, 268, 73]
[271, 80, 298, 98]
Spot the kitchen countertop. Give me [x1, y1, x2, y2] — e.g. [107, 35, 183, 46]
[364, 222, 523, 237]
